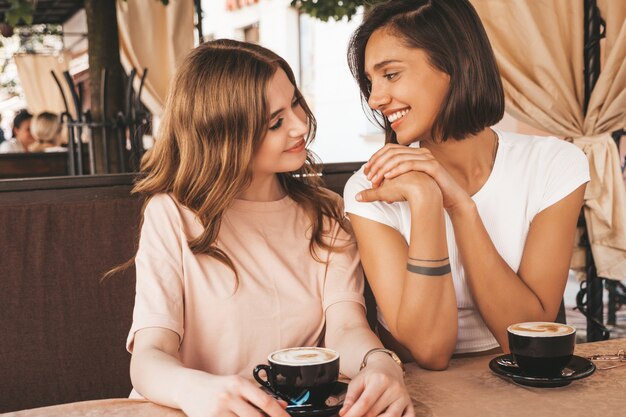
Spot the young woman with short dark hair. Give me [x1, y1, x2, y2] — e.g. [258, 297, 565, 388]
[343, 0, 589, 370]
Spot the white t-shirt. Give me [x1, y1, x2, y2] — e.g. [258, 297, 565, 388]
[0, 139, 25, 153]
[343, 131, 590, 353]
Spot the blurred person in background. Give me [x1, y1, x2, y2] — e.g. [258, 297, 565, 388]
[0, 109, 34, 153]
[28, 112, 66, 153]
[0, 114, 6, 145]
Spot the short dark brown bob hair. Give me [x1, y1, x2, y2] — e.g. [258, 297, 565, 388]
[348, 0, 505, 143]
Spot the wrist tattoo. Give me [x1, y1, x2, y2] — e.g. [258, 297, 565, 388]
[406, 263, 451, 276]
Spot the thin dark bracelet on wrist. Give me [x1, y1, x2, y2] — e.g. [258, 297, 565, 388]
[406, 263, 451, 276]
[407, 256, 449, 263]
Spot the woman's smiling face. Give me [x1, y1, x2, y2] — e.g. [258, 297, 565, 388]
[364, 28, 450, 144]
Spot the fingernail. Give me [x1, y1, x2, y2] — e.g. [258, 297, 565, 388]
[356, 193, 363, 202]
[372, 174, 378, 182]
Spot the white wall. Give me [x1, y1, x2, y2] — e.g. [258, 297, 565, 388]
[299, 13, 382, 163]
[203, 0, 300, 80]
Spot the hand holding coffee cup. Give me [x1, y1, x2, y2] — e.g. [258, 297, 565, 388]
[253, 347, 339, 407]
[507, 322, 576, 377]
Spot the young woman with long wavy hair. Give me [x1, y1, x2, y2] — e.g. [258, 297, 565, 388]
[124, 39, 412, 417]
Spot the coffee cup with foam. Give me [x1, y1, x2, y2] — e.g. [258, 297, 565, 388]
[507, 322, 576, 377]
[253, 347, 339, 406]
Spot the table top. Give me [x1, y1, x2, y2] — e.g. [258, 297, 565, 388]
[5, 338, 626, 417]
[406, 337, 626, 417]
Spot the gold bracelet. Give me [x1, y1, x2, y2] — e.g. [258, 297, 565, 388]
[359, 348, 405, 375]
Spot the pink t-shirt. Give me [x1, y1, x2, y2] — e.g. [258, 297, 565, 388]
[127, 193, 364, 378]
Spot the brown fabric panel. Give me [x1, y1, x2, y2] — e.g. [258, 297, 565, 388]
[323, 172, 355, 196]
[0, 196, 142, 413]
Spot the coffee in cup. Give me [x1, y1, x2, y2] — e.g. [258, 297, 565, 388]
[253, 347, 339, 406]
[507, 322, 576, 377]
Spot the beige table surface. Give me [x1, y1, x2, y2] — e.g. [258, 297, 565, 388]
[5, 338, 625, 417]
[406, 337, 626, 417]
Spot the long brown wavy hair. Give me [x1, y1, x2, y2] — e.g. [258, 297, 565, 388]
[107, 39, 346, 282]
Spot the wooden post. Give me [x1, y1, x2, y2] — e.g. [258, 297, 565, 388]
[84, 0, 125, 173]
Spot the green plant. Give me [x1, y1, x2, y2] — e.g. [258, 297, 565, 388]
[290, 0, 383, 22]
[4, 0, 34, 26]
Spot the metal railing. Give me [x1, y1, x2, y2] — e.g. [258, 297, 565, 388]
[52, 67, 150, 175]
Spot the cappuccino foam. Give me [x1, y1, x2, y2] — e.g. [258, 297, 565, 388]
[508, 322, 575, 337]
[270, 347, 338, 365]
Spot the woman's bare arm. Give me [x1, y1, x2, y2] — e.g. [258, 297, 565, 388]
[349, 172, 458, 369]
[448, 185, 586, 351]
